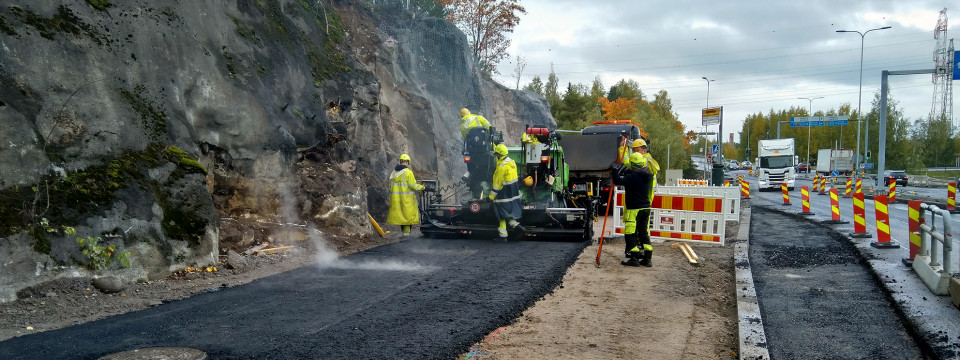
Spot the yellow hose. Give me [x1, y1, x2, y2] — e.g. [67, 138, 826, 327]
[368, 213, 387, 237]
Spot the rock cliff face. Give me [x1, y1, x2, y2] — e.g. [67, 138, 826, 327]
[0, 0, 552, 301]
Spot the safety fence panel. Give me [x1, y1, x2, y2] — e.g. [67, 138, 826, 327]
[676, 179, 709, 186]
[650, 194, 727, 245]
[649, 208, 726, 245]
[613, 186, 626, 234]
[654, 186, 740, 223]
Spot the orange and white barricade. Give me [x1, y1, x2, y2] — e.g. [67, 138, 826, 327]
[650, 194, 726, 245]
[612, 186, 626, 235]
[654, 186, 740, 223]
[677, 179, 708, 186]
[871, 195, 899, 248]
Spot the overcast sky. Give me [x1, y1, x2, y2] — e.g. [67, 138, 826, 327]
[493, 0, 958, 144]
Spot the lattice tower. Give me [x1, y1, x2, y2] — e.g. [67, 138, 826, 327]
[931, 8, 953, 126]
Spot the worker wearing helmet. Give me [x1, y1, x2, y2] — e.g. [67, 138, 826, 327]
[631, 138, 660, 199]
[612, 152, 654, 267]
[459, 108, 490, 137]
[388, 153, 425, 238]
[489, 144, 524, 240]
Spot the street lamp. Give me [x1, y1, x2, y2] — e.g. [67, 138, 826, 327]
[799, 96, 823, 177]
[702, 76, 715, 108]
[837, 26, 891, 177]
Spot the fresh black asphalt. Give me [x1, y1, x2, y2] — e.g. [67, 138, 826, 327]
[0, 239, 587, 359]
[750, 206, 927, 359]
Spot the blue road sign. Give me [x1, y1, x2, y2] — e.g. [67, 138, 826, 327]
[712, 144, 720, 154]
[790, 116, 850, 127]
[860, 163, 875, 170]
[954, 51, 959, 80]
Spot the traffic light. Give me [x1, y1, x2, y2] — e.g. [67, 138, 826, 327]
[746, 148, 751, 158]
[866, 151, 871, 160]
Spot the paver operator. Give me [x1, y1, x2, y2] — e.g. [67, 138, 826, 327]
[489, 144, 525, 240]
[459, 108, 490, 137]
[612, 153, 654, 267]
[387, 153, 425, 238]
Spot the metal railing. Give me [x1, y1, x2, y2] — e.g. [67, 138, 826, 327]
[912, 203, 954, 295]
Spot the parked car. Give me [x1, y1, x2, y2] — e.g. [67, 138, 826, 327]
[796, 163, 810, 173]
[882, 170, 908, 186]
[727, 160, 740, 170]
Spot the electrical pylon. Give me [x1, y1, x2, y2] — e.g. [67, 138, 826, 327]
[931, 8, 953, 126]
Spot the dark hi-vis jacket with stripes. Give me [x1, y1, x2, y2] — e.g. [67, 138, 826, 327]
[490, 156, 522, 220]
[612, 167, 653, 210]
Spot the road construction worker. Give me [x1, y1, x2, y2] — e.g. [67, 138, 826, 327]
[612, 152, 654, 267]
[631, 138, 660, 198]
[459, 108, 490, 137]
[489, 144, 524, 240]
[387, 154, 425, 238]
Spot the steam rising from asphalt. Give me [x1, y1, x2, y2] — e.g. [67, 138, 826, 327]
[279, 185, 436, 272]
[310, 230, 437, 272]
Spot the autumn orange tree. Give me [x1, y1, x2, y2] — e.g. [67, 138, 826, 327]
[438, 0, 527, 73]
[598, 97, 637, 120]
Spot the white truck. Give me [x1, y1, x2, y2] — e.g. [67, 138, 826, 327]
[816, 148, 855, 176]
[755, 138, 797, 191]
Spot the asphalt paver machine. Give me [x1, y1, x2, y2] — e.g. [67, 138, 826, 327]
[419, 127, 594, 241]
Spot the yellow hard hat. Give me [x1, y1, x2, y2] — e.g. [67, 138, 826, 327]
[629, 152, 646, 168]
[460, 108, 470, 117]
[523, 176, 534, 186]
[494, 144, 509, 156]
[399, 153, 411, 162]
[631, 139, 647, 148]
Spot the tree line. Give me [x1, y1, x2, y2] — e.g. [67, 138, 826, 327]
[734, 90, 959, 172]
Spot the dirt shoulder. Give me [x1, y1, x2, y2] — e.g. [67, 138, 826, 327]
[459, 221, 740, 360]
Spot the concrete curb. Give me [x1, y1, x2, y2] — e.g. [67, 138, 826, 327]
[734, 202, 770, 360]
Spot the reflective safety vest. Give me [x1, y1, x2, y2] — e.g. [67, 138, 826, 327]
[387, 167, 424, 225]
[490, 156, 522, 220]
[460, 114, 490, 137]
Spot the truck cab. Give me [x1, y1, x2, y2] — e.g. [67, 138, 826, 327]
[755, 138, 797, 191]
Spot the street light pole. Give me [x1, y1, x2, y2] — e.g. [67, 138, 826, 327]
[702, 77, 715, 181]
[837, 26, 891, 178]
[799, 96, 823, 177]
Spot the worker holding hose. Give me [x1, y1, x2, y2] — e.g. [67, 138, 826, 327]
[612, 153, 654, 267]
[388, 154, 425, 238]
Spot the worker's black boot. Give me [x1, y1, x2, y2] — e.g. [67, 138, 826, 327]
[623, 233, 637, 261]
[621, 251, 642, 267]
[638, 251, 653, 267]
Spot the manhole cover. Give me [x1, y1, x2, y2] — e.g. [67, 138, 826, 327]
[98, 347, 207, 360]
